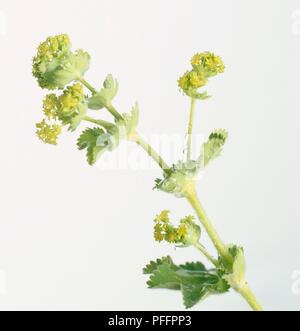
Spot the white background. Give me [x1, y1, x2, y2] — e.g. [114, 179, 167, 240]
[0, 0, 300, 311]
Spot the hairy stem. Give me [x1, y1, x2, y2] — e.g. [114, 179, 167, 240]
[106, 103, 124, 121]
[236, 283, 263, 311]
[194, 242, 218, 266]
[77, 77, 97, 94]
[186, 98, 196, 161]
[83, 116, 115, 130]
[184, 182, 232, 265]
[132, 132, 170, 171]
[184, 182, 263, 311]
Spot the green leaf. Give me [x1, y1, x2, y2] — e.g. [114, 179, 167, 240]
[182, 284, 207, 309]
[77, 127, 105, 165]
[179, 262, 206, 272]
[88, 74, 119, 110]
[147, 264, 181, 290]
[144, 257, 230, 309]
[143, 256, 175, 274]
[198, 129, 228, 168]
[68, 105, 87, 132]
[77, 119, 128, 165]
[188, 90, 211, 100]
[120, 103, 139, 137]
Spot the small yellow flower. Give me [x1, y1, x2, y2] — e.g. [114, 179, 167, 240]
[59, 83, 85, 114]
[154, 210, 170, 224]
[36, 119, 62, 145]
[177, 224, 187, 239]
[178, 74, 189, 90]
[154, 223, 164, 242]
[43, 94, 59, 120]
[188, 71, 206, 89]
[191, 53, 202, 66]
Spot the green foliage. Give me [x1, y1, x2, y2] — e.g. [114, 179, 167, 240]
[119, 103, 139, 137]
[223, 246, 246, 290]
[198, 129, 228, 168]
[77, 127, 106, 165]
[88, 75, 119, 109]
[77, 105, 139, 165]
[144, 256, 230, 309]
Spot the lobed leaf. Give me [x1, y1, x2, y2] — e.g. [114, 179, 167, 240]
[144, 257, 230, 309]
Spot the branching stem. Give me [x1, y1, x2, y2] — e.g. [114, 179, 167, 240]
[76, 78, 263, 311]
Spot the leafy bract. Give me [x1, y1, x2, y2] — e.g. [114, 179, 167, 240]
[77, 127, 106, 165]
[223, 246, 246, 290]
[144, 256, 230, 309]
[88, 75, 119, 109]
[155, 130, 228, 197]
[77, 105, 139, 165]
[198, 129, 228, 168]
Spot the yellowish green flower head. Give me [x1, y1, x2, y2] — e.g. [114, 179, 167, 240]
[154, 211, 200, 246]
[179, 216, 201, 246]
[58, 83, 86, 123]
[191, 52, 225, 77]
[178, 52, 225, 98]
[32, 34, 90, 90]
[36, 83, 87, 145]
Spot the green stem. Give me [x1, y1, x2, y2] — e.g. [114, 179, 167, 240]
[236, 283, 263, 311]
[77, 77, 124, 121]
[83, 116, 115, 130]
[187, 98, 196, 161]
[77, 77, 97, 94]
[184, 182, 263, 311]
[132, 132, 169, 172]
[106, 103, 124, 121]
[194, 242, 218, 266]
[184, 182, 232, 265]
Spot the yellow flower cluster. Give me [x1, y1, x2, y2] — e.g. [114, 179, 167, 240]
[36, 83, 86, 145]
[36, 34, 70, 62]
[32, 34, 90, 90]
[191, 52, 225, 76]
[36, 120, 62, 145]
[154, 211, 200, 246]
[178, 52, 225, 97]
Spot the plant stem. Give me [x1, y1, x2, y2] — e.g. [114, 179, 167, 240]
[77, 77, 124, 122]
[77, 77, 97, 94]
[106, 103, 124, 121]
[83, 116, 115, 130]
[184, 182, 233, 265]
[184, 182, 263, 311]
[194, 242, 218, 266]
[132, 132, 169, 172]
[236, 283, 263, 311]
[187, 98, 196, 161]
